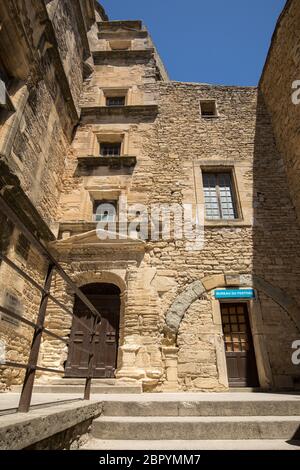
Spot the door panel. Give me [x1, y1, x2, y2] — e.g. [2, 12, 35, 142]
[221, 303, 259, 387]
[65, 290, 120, 378]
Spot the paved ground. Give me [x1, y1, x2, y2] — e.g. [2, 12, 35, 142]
[82, 438, 300, 450]
[1, 391, 300, 413]
[0, 393, 83, 413]
[89, 392, 300, 401]
[1, 391, 300, 450]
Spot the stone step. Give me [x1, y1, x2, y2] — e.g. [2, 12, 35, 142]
[101, 399, 300, 417]
[82, 438, 300, 450]
[11, 384, 142, 394]
[92, 416, 300, 440]
[49, 379, 117, 386]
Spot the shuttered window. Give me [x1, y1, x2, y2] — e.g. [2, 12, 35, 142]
[202, 172, 237, 220]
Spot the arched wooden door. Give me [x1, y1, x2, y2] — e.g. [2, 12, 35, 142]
[65, 283, 120, 378]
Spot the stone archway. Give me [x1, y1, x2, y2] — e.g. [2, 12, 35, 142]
[164, 273, 300, 338]
[65, 282, 121, 378]
[163, 273, 300, 391]
[67, 270, 127, 374]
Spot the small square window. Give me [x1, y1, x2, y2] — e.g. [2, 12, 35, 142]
[15, 233, 30, 260]
[106, 96, 126, 107]
[202, 171, 238, 220]
[93, 200, 117, 222]
[0, 66, 14, 112]
[200, 100, 218, 118]
[100, 143, 121, 157]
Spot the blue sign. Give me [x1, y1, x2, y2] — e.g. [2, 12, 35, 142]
[215, 288, 255, 300]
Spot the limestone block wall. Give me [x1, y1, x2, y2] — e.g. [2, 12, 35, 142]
[46, 0, 86, 116]
[0, 232, 48, 390]
[147, 82, 300, 389]
[260, 0, 300, 222]
[0, 0, 99, 225]
[0, 1, 102, 389]
[50, 78, 300, 390]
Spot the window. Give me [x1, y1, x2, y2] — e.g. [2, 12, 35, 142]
[0, 61, 14, 112]
[200, 100, 218, 118]
[93, 200, 117, 222]
[202, 172, 238, 220]
[100, 143, 121, 157]
[15, 233, 30, 260]
[106, 96, 126, 107]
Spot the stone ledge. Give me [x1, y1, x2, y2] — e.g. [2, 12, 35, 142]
[98, 20, 143, 31]
[0, 400, 103, 450]
[93, 49, 154, 63]
[80, 104, 158, 119]
[77, 155, 137, 169]
[98, 31, 148, 40]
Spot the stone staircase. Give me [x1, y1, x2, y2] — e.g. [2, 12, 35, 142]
[11, 378, 142, 395]
[82, 393, 300, 450]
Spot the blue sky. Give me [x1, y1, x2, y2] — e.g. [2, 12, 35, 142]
[99, 0, 286, 86]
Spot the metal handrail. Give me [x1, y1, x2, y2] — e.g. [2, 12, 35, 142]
[0, 306, 92, 355]
[0, 192, 102, 412]
[0, 253, 95, 335]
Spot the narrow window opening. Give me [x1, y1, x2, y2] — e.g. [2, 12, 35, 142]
[100, 143, 121, 157]
[93, 200, 118, 222]
[200, 100, 218, 118]
[106, 96, 126, 107]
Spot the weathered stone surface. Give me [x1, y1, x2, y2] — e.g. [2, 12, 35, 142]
[1, 1, 300, 395]
[260, 0, 300, 222]
[0, 400, 103, 450]
[165, 281, 205, 333]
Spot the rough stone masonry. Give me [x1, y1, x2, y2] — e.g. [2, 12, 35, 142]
[0, 0, 300, 393]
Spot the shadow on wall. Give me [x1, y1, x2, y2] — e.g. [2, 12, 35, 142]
[253, 91, 300, 390]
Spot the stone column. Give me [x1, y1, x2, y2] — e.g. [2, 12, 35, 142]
[162, 346, 179, 391]
[116, 338, 145, 382]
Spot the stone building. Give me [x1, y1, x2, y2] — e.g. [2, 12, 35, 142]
[0, 0, 300, 393]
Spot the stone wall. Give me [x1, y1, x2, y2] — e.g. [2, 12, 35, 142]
[43, 75, 300, 391]
[2, 2, 300, 393]
[260, 0, 300, 222]
[0, 232, 47, 390]
[0, 1, 101, 390]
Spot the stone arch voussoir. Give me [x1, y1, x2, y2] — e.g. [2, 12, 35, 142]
[164, 273, 300, 339]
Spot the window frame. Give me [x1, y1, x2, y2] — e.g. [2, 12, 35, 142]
[93, 199, 118, 223]
[100, 142, 122, 157]
[201, 168, 241, 221]
[106, 96, 126, 107]
[200, 99, 218, 119]
[0, 62, 15, 112]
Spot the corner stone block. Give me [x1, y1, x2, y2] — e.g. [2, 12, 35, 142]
[202, 274, 225, 292]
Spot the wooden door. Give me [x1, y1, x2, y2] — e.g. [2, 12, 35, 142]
[65, 289, 120, 378]
[221, 303, 259, 387]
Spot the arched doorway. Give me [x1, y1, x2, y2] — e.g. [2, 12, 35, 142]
[65, 283, 120, 378]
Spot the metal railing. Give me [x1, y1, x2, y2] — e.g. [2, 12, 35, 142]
[0, 193, 102, 412]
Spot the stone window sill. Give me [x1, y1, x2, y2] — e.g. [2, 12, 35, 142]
[204, 219, 251, 228]
[77, 155, 137, 169]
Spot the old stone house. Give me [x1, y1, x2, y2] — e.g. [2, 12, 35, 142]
[0, 0, 300, 393]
